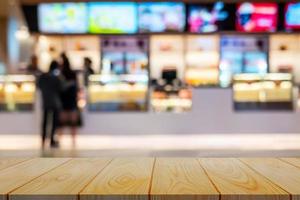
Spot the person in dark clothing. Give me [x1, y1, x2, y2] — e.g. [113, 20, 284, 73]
[59, 53, 80, 147]
[37, 60, 63, 149]
[27, 55, 42, 76]
[83, 57, 94, 86]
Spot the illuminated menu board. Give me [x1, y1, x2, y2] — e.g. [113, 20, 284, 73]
[88, 2, 138, 34]
[236, 2, 278, 32]
[138, 2, 185, 33]
[38, 3, 88, 33]
[188, 2, 235, 33]
[285, 2, 300, 31]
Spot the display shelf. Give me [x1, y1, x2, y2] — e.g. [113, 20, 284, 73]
[233, 73, 293, 111]
[269, 34, 300, 83]
[151, 87, 192, 113]
[35, 35, 101, 72]
[185, 35, 220, 87]
[150, 35, 185, 80]
[88, 74, 149, 112]
[0, 75, 36, 112]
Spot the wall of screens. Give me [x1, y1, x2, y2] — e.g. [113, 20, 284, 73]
[37, 2, 186, 34]
[28, 1, 300, 34]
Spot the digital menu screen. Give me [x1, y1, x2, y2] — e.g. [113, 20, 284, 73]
[38, 3, 88, 33]
[138, 2, 185, 33]
[236, 2, 278, 32]
[285, 2, 300, 30]
[188, 2, 235, 33]
[88, 2, 138, 34]
[219, 35, 268, 87]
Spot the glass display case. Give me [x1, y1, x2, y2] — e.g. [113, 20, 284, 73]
[151, 84, 192, 113]
[88, 74, 149, 112]
[88, 36, 150, 112]
[0, 75, 36, 112]
[149, 35, 192, 113]
[185, 35, 219, 87]
[233, 73, 293, 111]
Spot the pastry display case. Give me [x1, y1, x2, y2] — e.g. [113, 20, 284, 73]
[88, 74, 149, 112]
[151, 85, 192, 113]
[233, 73, 293, 111]
[185, 35, 220, 87]
[149, 35, 192, 113]
[0, 75, 36, 112]
[87, 36, 150, 112]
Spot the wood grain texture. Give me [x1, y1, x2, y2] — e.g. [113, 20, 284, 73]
[199, 158, 289, 200]
[280, 158, 300, 169]
[80, 158, 154, 200]
[241, 158, 300, 200]
[0, 158, 69, 200]
[9, 158, 111, 200]
[0, 158, 30, 171]
[150, 158, 219, 200]
[0, 158, 300, 200]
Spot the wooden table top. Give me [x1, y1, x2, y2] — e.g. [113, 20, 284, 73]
[0, 158, 300, 200]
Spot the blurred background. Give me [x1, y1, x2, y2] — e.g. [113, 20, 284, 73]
[1, 0, 300, 157]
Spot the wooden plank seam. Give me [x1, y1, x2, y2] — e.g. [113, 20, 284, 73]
[77, 158, 114, 200]
[6, 158, 71, 200]
[196, 158, 222, 200]
[238, 158, 293, 200]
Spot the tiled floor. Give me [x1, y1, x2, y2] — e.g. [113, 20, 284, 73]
[1, 134, 300, 157]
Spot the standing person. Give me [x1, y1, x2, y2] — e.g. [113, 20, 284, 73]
[37, 60, 63, 149]
[83, 57, 94, 87]
[27, 55, 42, 76]
[59, 53, 80, 148]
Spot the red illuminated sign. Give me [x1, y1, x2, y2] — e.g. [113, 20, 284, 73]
[236, 3, 278, 32]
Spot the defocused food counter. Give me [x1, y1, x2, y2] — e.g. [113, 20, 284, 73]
[233, 73, 294, 111]
[0, 75, 35, 112]
[3, 1, 300, 134]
